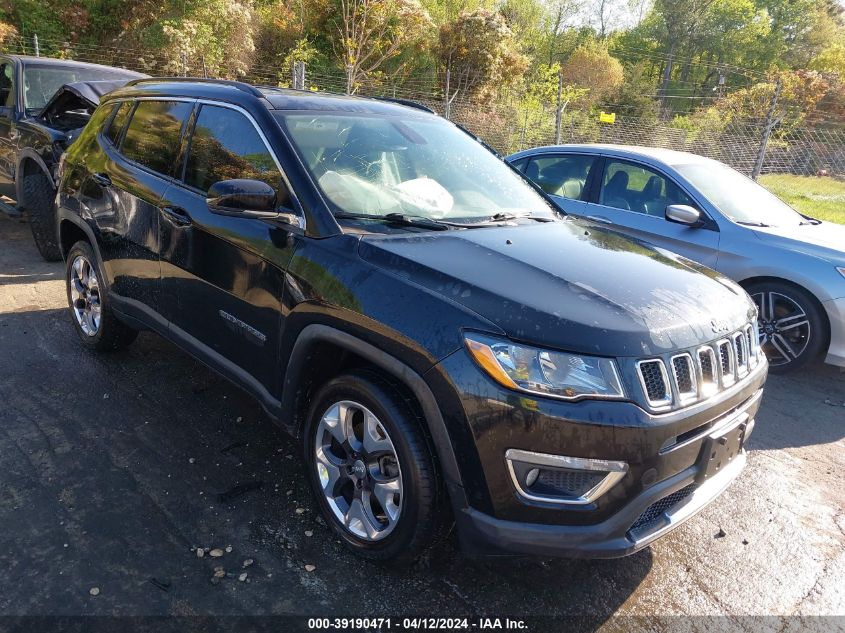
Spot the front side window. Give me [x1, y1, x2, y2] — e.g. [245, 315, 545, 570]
[276, 112, 555, 221]
[105, 101, 132, 146]
[599, 160, 693, 216]
[0, 62, 14, 109]
[120, 100, 191, 176]
[525, 154, 595, 200]
[184, 105, 286, 204]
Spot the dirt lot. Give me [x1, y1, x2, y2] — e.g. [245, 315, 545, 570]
[0, 212, 843, 630]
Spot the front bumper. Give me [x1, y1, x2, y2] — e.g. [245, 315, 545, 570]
[431, 346, 766, 557]
[823, 296, 845, 368]
[457, 447, 746, 558]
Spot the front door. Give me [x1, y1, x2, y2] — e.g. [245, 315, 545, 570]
[585, 158, 720, 268]
[158, 102, 299, 392]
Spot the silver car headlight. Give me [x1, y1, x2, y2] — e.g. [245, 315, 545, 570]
[464, 333, 625, 400]
[837, 267, 845, 281]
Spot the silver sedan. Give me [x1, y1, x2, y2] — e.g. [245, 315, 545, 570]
[508, 144, 845, 373]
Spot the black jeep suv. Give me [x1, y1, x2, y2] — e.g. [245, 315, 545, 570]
[56, 78, 767, 561]
[0, 54, 142, 260]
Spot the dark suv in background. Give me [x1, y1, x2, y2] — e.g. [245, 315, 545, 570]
[0, 54, 142, 259]
[56, 78, 767, 561]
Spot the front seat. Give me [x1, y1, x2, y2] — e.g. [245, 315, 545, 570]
[641, 175, 665, 216]
[603, 171, 631, 210]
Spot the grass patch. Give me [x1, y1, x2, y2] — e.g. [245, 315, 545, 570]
[759, 174, 845, 225]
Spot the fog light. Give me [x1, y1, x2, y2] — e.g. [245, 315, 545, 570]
[505, 449, 628, 506]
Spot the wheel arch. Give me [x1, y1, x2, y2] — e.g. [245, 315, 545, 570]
[739, 275, 831, 352]
[15, 150, 54, 203]
[280, 324, 468, 512]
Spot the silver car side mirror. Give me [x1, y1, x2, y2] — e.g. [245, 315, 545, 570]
[665, 204, 702, 227]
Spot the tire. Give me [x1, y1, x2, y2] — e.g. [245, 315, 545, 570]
[746, 281, 827, 374]
[22, 171, 62, 262]
[65, 240, 138, 352]
[303, 370, 443, 562]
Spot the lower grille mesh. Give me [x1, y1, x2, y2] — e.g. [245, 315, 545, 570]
[628, 484, 697, 538]
[531, 469, 605, 498]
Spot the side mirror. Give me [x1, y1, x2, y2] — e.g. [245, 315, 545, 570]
[665, 204, 702, 227]
[207, 179, 278, 219]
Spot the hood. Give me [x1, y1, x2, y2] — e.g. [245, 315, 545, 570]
[359, 220, 756, 358]
[752, 222, 845, 264]
[38, 80, 133, 136]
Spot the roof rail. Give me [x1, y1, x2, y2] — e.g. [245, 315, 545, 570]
[124, 77, 264, 98]
[372, 96, 436, 114]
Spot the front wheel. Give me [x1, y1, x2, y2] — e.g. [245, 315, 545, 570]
[746, 281, 827, 374]
[303, 371, 443, 562]
[22, 171, 62, 262]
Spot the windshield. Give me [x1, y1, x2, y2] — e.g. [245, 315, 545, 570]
[275, 111, 555, 222]
[23, 64, 137, 113]
[676, 162, 807, 227]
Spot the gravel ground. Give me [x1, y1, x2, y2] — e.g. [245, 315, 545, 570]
[0, 212, 843, 631]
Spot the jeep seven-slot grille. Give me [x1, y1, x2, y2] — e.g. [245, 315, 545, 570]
[635, 323, 760, 411]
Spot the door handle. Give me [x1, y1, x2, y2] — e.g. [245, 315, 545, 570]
[91, 172, 111, 187]
[161, 205, 192, 226]
[586, 215, 612, 225]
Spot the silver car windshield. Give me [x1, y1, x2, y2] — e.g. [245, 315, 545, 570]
[676, 162, 806, 227]
[275, 112, 555, 222]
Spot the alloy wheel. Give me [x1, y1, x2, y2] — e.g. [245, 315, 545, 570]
[751, 290, 811, 367]
[314, 400, 403, 541]
[69, 255, 102, 336]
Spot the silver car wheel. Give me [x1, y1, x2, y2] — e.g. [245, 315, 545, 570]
[314, 400, 403, 541]
[69, 255, 102, 337]
[752, 290, 811, 366]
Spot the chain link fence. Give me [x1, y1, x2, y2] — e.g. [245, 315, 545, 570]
[4, 34, 844, 177]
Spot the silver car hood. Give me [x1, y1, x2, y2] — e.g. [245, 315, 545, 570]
[752, 222, 845, 263]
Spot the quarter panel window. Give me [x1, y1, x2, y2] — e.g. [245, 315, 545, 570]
[184, 105, 286, 205]
[599, 160, 693, 216]
[120, 100, 192, 176]
[525, 155, 595, 200]
[105, 101, 132, 146]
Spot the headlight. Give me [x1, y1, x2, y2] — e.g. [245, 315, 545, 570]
[464, 333, 625, 400]
[837, 267, 845, 281]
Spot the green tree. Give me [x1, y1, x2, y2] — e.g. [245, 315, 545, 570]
[438, 8, 529, 100]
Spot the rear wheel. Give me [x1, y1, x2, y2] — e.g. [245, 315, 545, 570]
[22, 171, 62, 262]
[66, 240, 138, 352]
[746, 281, 826, 374]
[303, 371, 442, 562]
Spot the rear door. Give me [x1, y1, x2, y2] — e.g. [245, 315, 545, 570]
[88, 98, 193, 326]
[158, 102, 299, 392]
[584, 158, 720, 268]
[518, 153, 598, 216]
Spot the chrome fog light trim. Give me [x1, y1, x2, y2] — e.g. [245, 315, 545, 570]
[505, 448, 628, 506]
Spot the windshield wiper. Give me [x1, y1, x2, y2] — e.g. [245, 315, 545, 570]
[736, 220, 771, 227]
[333, 211, 450, 231]
[487, 212, 555, 223]
[799, 216, 821, 225]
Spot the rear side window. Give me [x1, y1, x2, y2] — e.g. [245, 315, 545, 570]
[184, 104, 284, 201]
[524, 154, 595, 200]
[120, 100, 192, 176]
[105, 101, 132, 146]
